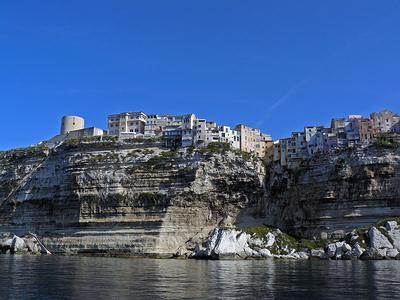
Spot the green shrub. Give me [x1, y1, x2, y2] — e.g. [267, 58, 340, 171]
[145, 150, 177, 168]
[241, 224, 324, 252]
[0, 144, 49, 158]
[373, 136, 399, 149]
[376, 216, 400, 227]
[242, 224, 274, 237]
[187, 145, 195, 154]
[199, 142, 231, 154]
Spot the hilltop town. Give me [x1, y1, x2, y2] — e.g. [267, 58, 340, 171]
[46, 109, 400, 168]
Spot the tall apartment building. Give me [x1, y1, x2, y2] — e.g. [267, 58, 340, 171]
[192, 120, 241, 150]
[305, 126, 324, 155]
[330, 116, 363, 147]
[218, 125, 240, 149]
[108, 112, 147, 136]
[323, 128, 338, 150]
[279, 138, 290, 166]
[258, 133, 273, 159]
[345, 115, 362, 146]
[370, 109, 400, 134]
[193, 119, 208, 146]
[356, 118, 375, 145]
[181, 114, 197, 147]
[392, 121, 400, 133]
[288, 132, 307, 162]
[331, 118, 348, 147]
[235, 124, 272, 158]
[144, 114, 183, 137]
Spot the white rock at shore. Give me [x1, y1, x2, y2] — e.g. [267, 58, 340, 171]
[11, 236, 27, 254]
[351, 243, 365, 258]
[386, 248, 399, 258]
[368, 227, 393, 249]
[386, 221, 398, 231]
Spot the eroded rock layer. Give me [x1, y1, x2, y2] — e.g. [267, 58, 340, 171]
[0, 142, 264, 256]
[266, 147, 400, 238]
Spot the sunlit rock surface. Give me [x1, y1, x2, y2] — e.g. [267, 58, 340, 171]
[0, 141, 265, 256]
[265, 146, 400, 239]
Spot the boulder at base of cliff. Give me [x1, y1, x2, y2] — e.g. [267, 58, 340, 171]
[351, 243, 365, 258]
[0, 234, 13, 254]
[310, 249, 328, 259]
[326, 244, 336, 258]
[368, 227, 393, 250]
[23, 237, 41, 254]
[293, 251, 309, 260]
[386, 248, 399, 259]
[195, 228, 256, 259]
[259, 249, 272, 258]
[386, 221, 398, 231]
[10, 236, 28, 254]
[386, 227, 400, 251]
[361, 248, 388, 260]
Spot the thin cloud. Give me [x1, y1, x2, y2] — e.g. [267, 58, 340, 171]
[256, 78, 310, 127]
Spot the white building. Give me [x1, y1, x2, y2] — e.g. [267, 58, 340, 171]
[370, 109, 400, 134]
[108, 112, 147, 136]
[144, 114, 184, 137]
[193, 119, 208, 146]
[46, 117, 104, 148]
[305, 126, 324, 155]
[181, 114, 197, 147]
[218, 125, 240, 149]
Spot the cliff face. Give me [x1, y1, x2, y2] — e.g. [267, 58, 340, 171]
[1, 140, 400, 257]
[266, 147, 400, 239]
[0, 141, 265, 256]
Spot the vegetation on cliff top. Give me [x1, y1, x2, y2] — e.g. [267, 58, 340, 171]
[145, 149, 178, 168]
[0, 144, 49, 159]
[372, 135, 399, 149]
[199, 142, 257, 161]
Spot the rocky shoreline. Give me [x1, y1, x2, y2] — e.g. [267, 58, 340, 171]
[190, 220, 400, 260]
[3, 220, 400, 261]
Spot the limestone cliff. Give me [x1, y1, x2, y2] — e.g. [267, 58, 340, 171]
[0, 140, 265, 256]
[1, 139, 400, 258]
[265, 146, 400, 239]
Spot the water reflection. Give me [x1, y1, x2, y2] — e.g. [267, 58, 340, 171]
[0, 256, 400, 299]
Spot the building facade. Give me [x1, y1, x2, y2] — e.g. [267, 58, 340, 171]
[370, 110, 400, 135]
[108, 112, 147, 136]
[235, 124, 271, 157]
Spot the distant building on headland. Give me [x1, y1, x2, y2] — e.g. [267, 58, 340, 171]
[60, 116, 85, 135]
[106, 111, 271, 158]
[44, 108, 398, 164]
[45, 116, 105, 147]
[272, 109, 400, 169]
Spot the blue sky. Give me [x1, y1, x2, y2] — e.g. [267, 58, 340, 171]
[1, 1, 400, 150]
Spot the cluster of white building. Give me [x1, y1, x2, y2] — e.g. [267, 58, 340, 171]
[107, 112, 272, 157]
[47, 112, 273, 158]
[273, 109, 400, 168]
[47, 109, 399, 164]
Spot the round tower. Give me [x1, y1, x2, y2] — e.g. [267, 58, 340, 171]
[60, 116, 85, 135]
